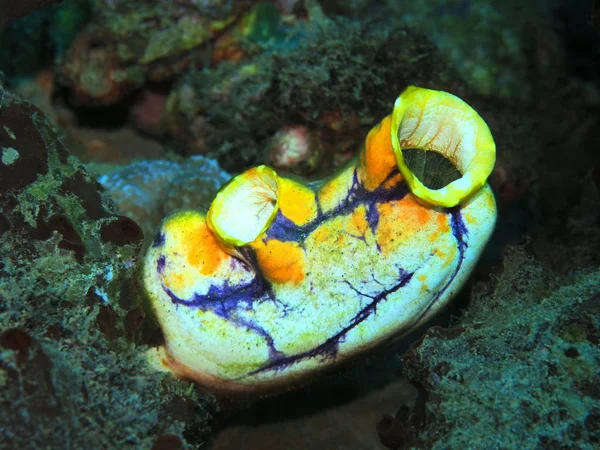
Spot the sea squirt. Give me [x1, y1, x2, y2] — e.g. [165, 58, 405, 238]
[142, 86, 497, 393]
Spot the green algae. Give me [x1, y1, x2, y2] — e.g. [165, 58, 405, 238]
[0, 89, 216, 449]
[402, 247, 600, 449]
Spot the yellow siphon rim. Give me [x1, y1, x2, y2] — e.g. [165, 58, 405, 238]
[207, 165, 280, 246]
[390, 86, 496, 208]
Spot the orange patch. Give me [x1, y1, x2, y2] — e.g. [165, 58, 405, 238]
[375, 196, 435, 254]
[252, 239, 306, 285]
[164, 272, 185, 291]
[374, 201, 402, 254]
[361, 116, 397, 191]
[347, 206, 369, 236]
[436, 213, 450, 232]
[428, 213, 451, 242]
[184, 221, 228, 275]
[311, 224, 337, 246]
[383, 173, 403, 190]
[400, 195, 433, 226]
[278, 178, 317, 226]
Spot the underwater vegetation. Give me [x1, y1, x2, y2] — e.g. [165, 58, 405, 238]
[379, 247, 600, 449]
[164, 13, 454, 174]
[0, 87, 216, 448]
